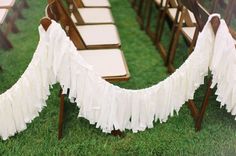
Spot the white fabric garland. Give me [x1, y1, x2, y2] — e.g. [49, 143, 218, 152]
[0, 14, 234, 140]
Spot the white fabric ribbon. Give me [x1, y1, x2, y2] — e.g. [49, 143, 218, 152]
[0, 14, 235, 140]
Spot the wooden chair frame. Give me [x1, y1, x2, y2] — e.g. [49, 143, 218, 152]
[154, 0, 181, 61]
[166, 5, 198, 73]
[145, 0, 166, 41]
[181, 0, 236, 131]
[135, 0, 152, 29]
[46, 0, 130, 139]
[48, 0, 120, 50]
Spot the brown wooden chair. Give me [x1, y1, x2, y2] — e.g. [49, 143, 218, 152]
[48, 0, 121, 50]
[66, 0, 114, 25]
[166, 5, 198, 73]
[72, 0, 111, 8]
[46, 0, 130, 139]
[145, 0, 166, 41]
[180, 0, 236, 131]
[155, 0, 196, 62]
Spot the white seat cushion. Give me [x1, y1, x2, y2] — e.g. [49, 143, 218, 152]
[82, 0, 111, 7]
[77, 24, 121, 46]
[0, 9, 8, 24]
[168, 8, 179, 22]
[188, 10, 196, 24]
[155, 0, 167, 6]
[79, 49, 127, 77]
[71, 8, 114, 24]
[181, 27, 196, 42]
[0, 0, 15, 8]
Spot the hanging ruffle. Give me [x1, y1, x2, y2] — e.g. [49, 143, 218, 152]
[1, 14, 235, 140]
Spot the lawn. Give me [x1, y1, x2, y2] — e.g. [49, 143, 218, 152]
[0, 0, 236, 155]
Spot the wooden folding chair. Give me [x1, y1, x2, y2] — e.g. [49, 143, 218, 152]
[46, 0, 130, 139]
[180, 0, 236, 131]
[72, 0, 111, 8]
[66, 0, 114, 25]
[155, 0, 196, 62]
[166, 4, 198, 73]
[145, 0, 166, 41]
[48, 0, 121, 50]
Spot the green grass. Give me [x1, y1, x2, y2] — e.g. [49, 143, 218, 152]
[1, 0, 236, 155]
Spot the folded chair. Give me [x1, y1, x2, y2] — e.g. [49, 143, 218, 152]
[46, 0, 130, 139]
[73, 0, 111, 8]
[49, 0, 121, 50]
[66, 0, 114, 25]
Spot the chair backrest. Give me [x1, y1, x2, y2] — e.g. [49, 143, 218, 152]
[180, 0, 209, 31]
[181, 0, 236, 40]
[66, 0, 85, 25]
[72, 0, 84, 8]
[46, 0, 86, 49]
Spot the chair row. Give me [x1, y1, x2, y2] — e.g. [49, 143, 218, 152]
[131, 0, 236, 73]
[46, 0, 130, 139]
[0, 0, 29, 50]
[131, 0, 236, 131]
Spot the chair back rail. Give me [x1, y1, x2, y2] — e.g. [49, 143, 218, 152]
[47, 0, 86, 49]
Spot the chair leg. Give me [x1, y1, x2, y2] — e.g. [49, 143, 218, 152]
[22, 0, 29, 9]
[6, 16, 20, 34]
[195, 79, 212, 131]
[136, 0, 145, 29]
[166, 24, 181, 73]
[0, 30, 13, 50]
[145, 0, 154, 40]
[58, 90, 65, 140]
[155, 9, 168, 61]
[111, 130, 124, 137]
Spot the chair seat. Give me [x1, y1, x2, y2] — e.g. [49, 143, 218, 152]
[78, 49, 128, 77]
[155, 0, 167, 7]
[181, 27, 196, 42]
[0, 9, 8, 24]
[76, 24, 121, 47]
[0, 0, 15, 8]
[168, 8, 196, 23]
[168, 8, 179, 21]
[71, 8, 114, 24]
[82, 0, 111, 8]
